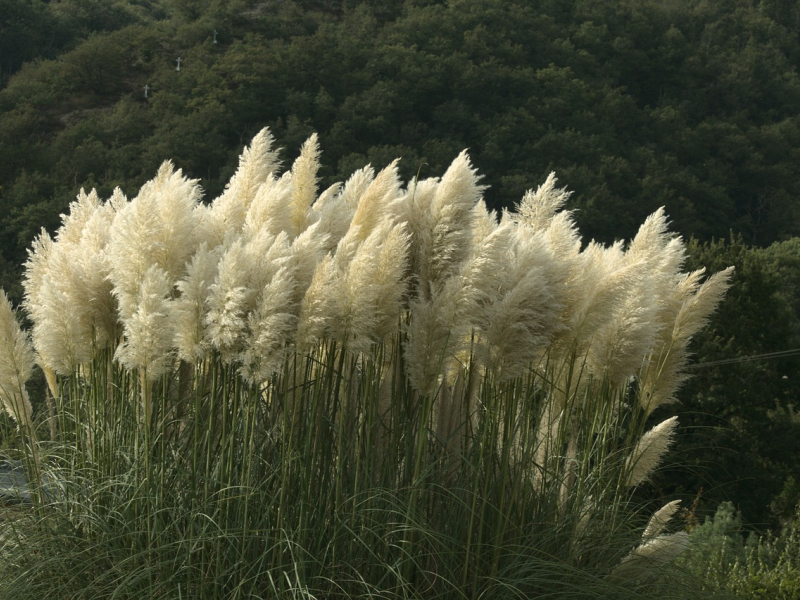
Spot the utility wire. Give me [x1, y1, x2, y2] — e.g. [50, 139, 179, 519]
[687, 348, 800, 370]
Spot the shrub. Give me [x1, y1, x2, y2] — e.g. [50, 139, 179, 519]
[685, 501, 800, 599]
[0, 129, 732, 598]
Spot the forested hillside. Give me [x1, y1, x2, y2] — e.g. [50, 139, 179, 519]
[2, 0, 800, 530]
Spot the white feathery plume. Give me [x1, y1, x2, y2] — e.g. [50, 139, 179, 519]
[506, 176, 583, 378]
[55, 187, 102, 246]
[608, 532, 689, 583]
[204, 230, 294, 359]
[31, 271, 94, 375]
[405, 275, 468, 394]
[22, 228, 54, 320]
[419, 151, 485, 292]
[316, 181, 343, 208]
[288, 133, 320, 237]
[204, 238, 256, 358]
[290, 222, 331, 302]
[244, 229, 293, 295]
[398, 176, 437, 279]
[107, 161, 203, 321]
[339, 165, 376, 209]
[25, 189, 121, 370]
[477, 226, 562, 380]
[626, 416, 678, 487]
[673, 266, 734, 342]
[625, 208, 685, 270]
[589, 213, 687, 390]
[405, 206, 511, 391]
[640, 266, 733, 414]
[114, 265, 174, 379]
[348, 160, 402, 242]
[240, 266, 298, 383]
[586, 296, 656, 390]
[461, 215, 514, 310]
[308, 185, 353, 255]
[548, 242, 638, 372]
[227, 127, 281, 201]
[321, 161, 401, 271]
[67, 200, 118, 348]
[513, 172, 572, 231]
[332, 220, 410, 353]
[207, 128, 281, 245]
[643, 500, 682, 540]
[172, 243, 221, 362]
[542, 210, 582, 261]
[107, 185, 128, 212]
[242, 171, 294, 239]
[471, 200, 499, 243]
[296, 255, 338, 349]
[0, 291, 35, 427]
[307, 181, 343, 235]
[369, 222, 411, 339]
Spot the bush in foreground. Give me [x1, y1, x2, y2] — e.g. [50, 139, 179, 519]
[0, 129, 732, 598]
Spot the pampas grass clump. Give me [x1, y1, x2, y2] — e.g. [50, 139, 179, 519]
[0, 129, 733, 599]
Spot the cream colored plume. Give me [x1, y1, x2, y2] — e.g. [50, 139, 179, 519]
[308, 184, 352, 255]
[55, 187, 102, 246]
[22, 228, 54, 317]
[240, 266, 298, 383]
[405, 276, 469, 395]
[288, 133, 320, 237]
[626, 416, 678, 487]
[0, 291, 35, 427]
[204, 230, 294, 359]
[549, 241, 639, 372]
[242, 171, 294, 239]
[245, 230, 293, 296]
[405, 203, 510, 391]
[643, 500, 682, 540]
[290, 222, 331, 304]
[172, 243, 221, 362]
[476, 226, 563, 380]
[107, 161, 204, 321]
[348, 160, 403, 242]
[513, 172, 572, 231]
[32, 276, 94, 375]
[323, 161, 402, 274]
[24, 189, 119, 372]
[65, 198, 119, 348]
[114, 265, 174, 379]
[296, 255, 338, 349]
[586, 210, 682, 390]
[405, 152, 485, 297]
[204, 238, 256, 358]
[339, 165, 375, 209]
[207, 128, 281, 244]
[639, 265, 733, 414]
[24, 230, 89, 374]
[331, 220, 410, 353]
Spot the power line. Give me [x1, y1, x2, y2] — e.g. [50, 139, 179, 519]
[687, 348, 800, 370]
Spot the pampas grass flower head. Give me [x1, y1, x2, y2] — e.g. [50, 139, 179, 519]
[0, 291, 35, 426]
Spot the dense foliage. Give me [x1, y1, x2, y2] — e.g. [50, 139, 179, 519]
[2, 0, 800, 543]
[684, 501, 800, 598]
